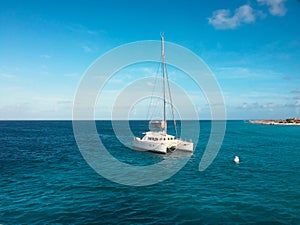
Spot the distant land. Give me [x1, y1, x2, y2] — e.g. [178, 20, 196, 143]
[250, 117, 300, 126]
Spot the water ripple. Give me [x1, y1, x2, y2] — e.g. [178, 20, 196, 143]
[0, 121, 299, 224]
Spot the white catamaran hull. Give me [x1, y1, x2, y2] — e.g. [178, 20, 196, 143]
[176, 140, 194, 152]
[132, 137, 170, 154]
[132, 136, 193, 154]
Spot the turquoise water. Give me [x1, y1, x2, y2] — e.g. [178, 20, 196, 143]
[0, 121, 299, 224]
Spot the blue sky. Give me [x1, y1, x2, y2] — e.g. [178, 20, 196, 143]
[0, 0, 299, 120]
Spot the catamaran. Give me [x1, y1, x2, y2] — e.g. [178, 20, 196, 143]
[132, 35, 194, 154]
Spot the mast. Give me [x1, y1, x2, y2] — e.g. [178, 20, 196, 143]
[161, 34, 167, 135]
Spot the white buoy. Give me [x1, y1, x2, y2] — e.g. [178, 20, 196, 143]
[234, 156, 240, 164]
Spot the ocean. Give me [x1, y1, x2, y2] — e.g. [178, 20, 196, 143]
[0, 120, 299, 224]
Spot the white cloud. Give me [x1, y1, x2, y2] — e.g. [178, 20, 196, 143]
[208, 5, 256, 29]
[214, 66, 282, 80]
[66, 24, 98, 36]
[64, 72, 80, 78]
[257, 0, 287, 16]
[238, 102, 276, 111]
[291, 89, 300, 94]
[82, 45, 93, 53]
[0, 73, 17, 79]
[0, 99, 72, 120]
[40, 54, 51, 59]
[147, 81, 155, 87]
[209, 0, 287, 29]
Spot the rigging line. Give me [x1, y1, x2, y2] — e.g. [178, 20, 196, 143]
[151, 64, 165, 120]
[165, 66, 178, 138]
[146, 62, 161, 120]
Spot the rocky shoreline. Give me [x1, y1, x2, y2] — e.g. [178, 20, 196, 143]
[250, 117, 300, 126]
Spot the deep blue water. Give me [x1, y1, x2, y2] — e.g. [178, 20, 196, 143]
[0, 120, 299, 224]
